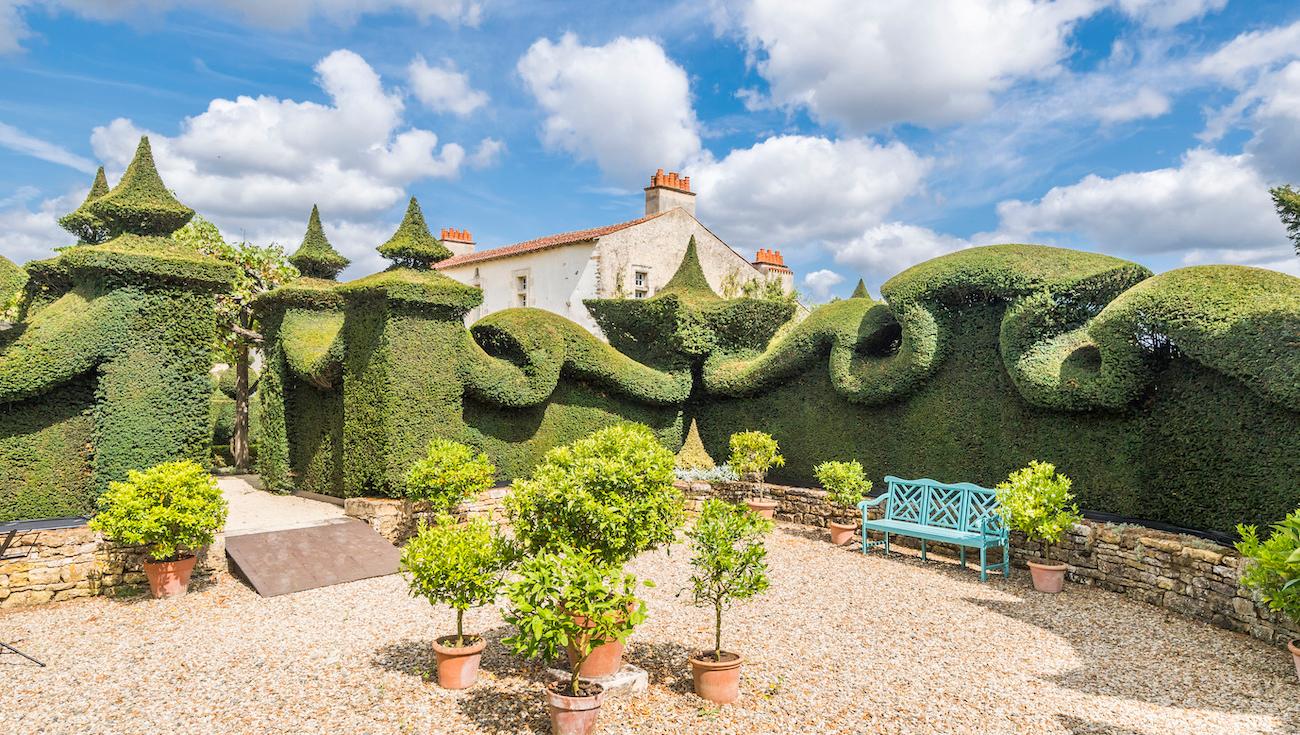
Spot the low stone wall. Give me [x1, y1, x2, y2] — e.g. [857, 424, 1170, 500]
[0, 525, 225, 609]
[681, 479, 1300, 648]
[344, 487, 509, 544]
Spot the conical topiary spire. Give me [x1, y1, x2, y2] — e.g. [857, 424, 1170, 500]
[377, 196, 452, 269]
[675, 418, 716, 471]
[58, 166, 113, 244]
[657, 236, 720, 304]
[89, 136, 194, 237]
[850, 278, 869, 299]
[289, 205, 350, 280]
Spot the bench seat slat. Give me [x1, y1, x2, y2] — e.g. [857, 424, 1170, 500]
[862, 518, 1001, 547]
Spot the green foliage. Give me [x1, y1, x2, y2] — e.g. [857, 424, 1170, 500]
[850, 279, 869, 299]
[995, 461, 1082, 553]
[400, 514, 511, 645]
[687, 499, 771, 660]
[1236, 509, 1300, 626]
[506, 423, 683, 565]
[728, 430, 784, 484]
[814, 460, 872, 509]
[288, 205, 350, 279]
[0, 381, 95, 521]
[676, 418, 716, 470]
[502, 546, 647, 695]
[1270, 185, 1300, 257]
[404, 438, 495, 513]
[58, 167, 112, 245]
[658, 236, 721, 306]
[89, 137, 194, 237]
[377, 197, 452, 269]
[88, 460, 227, 561]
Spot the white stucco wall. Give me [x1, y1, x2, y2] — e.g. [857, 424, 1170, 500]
[440, 242, 601, 332]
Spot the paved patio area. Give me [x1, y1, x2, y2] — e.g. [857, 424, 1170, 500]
[1, 524, 1296, 734]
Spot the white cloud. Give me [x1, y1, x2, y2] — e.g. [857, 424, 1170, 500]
[0, 122, 95, 172]
[408, 56, 488, 116]
[993, 148, 1288, 261]
[469, 137, 505, 168]
[830, 222, 971, 283]
[0, 188, 80, 265]
[1115, 0, 1226, 29]
[801, 268, 843, 300]
[1196, 19, 1300, 82]
[517, 33, 701, 183]
[723, 0, 1103, 131]
[2, 1, 481, 53]
[690, 134, 930, 245]
[1240, 61, 1300, 180]
[1096, 87, 1170, 123]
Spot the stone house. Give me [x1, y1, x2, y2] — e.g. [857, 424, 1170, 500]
[435, 169, 798, 335]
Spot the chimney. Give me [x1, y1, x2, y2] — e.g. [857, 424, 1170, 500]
[644, 168, 696, 217]
[440, 227, 475, 257]
[751, 248, 795, 295]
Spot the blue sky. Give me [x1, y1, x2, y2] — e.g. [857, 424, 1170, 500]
[2, 0, 1299, 300]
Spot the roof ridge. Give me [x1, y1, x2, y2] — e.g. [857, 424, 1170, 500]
[436, 210, 671, 269]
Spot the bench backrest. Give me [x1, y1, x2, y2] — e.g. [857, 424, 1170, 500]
[882, 476, 1002, 534]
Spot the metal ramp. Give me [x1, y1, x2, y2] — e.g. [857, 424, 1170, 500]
[224, 518, 400, 597]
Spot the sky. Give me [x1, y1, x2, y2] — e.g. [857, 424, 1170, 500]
[2, 0, 1299, 301]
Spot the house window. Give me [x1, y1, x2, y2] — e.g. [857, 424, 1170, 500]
[633, 269, 649, 299]
[514, 272, 529, 307]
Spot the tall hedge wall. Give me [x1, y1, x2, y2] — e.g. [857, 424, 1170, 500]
[255, 242, 1299, 535]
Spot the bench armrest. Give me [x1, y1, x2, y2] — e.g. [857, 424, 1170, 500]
[979, 515, 1007, 540]
[857, 494, 889, 516]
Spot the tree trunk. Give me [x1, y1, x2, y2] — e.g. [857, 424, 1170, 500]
[232, 336, 250, 472]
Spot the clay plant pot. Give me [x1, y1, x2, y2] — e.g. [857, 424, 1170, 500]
[1027, 560, 1067, 593]
[545, 681, 605, 735]
[828, 520, 858, 545]
[1288, 639, 1300, 682]
[689, 650, 743, 704]
[143, 555, 197, 599]
[432, 634, 486, 689]
[745, 498, 778, 520]
[564, 603, 635, 677]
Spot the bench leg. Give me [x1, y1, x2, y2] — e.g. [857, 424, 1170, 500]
[960, 546, 966, 568]
[884, 532, 890, 555]
[920, 539, 927, 561]
[980, 546, 988, 582]
[1002, 545, 1010, 578]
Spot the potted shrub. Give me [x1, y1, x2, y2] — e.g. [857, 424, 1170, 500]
[503, 547, 646, 735]
[814, 460, 872, 545]
[996, 460, 1082, 593]
[400, 514, 510, 689]
[1236, 508, 1300, 681]
[728, 430, 785, 519]
[686, 499, 772, 704]
[405, 438, 496, 521]
[505, 423, 681, 675]
[89, 459, 228, 599]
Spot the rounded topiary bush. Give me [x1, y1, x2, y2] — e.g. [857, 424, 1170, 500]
[505, 423, 683, 565]
[405, 438, 496, 515]
[88, 460, 227, 562]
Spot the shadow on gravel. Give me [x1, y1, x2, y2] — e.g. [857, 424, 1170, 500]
[778, 526, 826, 543]
[625, 639, 695, 694]
[968, 596, 1300, 731]
[458, 683, 550, 734]
[371, 624, 528, 682]
[1055, 714, 1149, 735]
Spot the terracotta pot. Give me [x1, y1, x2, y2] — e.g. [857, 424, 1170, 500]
[828, 520, 858, 545]
[432, 635, 486, 689]
[1288, 639, 1300, 682]
[745, 498, 778, 520]
[564, 603, 635, 677]
[689, 650, 743, 704]
[143, 555, 197, 599]
[1027, 560, 1067, 593]
[545, 681, 604, 735]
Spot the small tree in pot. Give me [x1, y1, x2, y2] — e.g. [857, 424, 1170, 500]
[89, 460, 227, 599]
[400, 514, 511, 689]
[996, 461, 1081, 593]
[814, 460, 872, 545]
[503, 547, 646, 735]
[686, 499, 772, 704]
[405, 438, 496, 521]
[728, 431, 784, 520]
[1236, 508, 1300, 681]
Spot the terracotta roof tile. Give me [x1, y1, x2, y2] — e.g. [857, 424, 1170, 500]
[435, 211, 670, 269]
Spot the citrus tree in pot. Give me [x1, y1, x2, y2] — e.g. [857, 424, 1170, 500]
[503, 547, 646, 735]
[89, 460, 227, 599]
[996, 461, 1082, 593]
[505, 423, 681, 676]
[728, 431, 784, 520]
[814, 460, 872, 545]
[400, 514, 510, 689]
[686, 499, 772, 704]
[1236, 508, 1300, 681]
[404, 438, 496, 527]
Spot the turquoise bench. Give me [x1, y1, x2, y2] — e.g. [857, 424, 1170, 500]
[857, 475, 1009, 582]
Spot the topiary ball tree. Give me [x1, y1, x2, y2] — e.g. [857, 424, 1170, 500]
[728, 430, 784, 497]
[995, 460, 1082, 562]
[687, 499, 771, 662]
[88, 460, 228, 562]
[401, 514, 511, 647]
[405, 438, 496, 515]
[505, 423, 683, 565]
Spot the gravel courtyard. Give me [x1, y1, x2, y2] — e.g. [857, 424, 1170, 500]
[2, 525, 1296, 735]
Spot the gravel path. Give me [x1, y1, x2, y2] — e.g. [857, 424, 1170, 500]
[219, 475, 344, 535]
[2, 524, 1296, 735]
